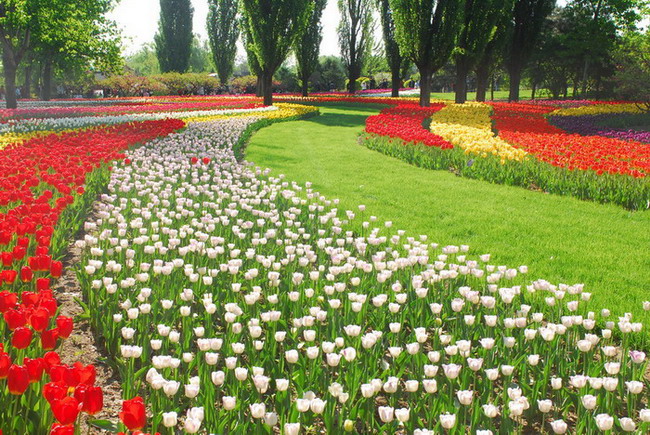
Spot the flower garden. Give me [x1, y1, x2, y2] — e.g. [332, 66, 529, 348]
[0, 95, 649, 435]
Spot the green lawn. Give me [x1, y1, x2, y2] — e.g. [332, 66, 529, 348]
[247, 103, 650, 339]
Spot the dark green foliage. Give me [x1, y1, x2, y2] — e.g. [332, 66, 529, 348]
[155, 0, 194, 73]
[338, 0, 375, 94]
[388, 0, 465, 107]
[240, 0, 312, 105]
[505, 0, 556, 101]
[207, 0, 239, 85]
[377, 0, 409, 97]
[454, 0, 514, 103]
[294, 0, 326, 96]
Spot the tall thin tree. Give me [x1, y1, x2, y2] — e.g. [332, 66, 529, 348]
[474, 9, 511, 102]
[155, 0, 194, 73]
[389, 0, 465, 107]
[294, 0, 327, 97]
[454, 0, 513, 103]
[241, 19, 263, 97]
[505, 0, 556, 102]
[377, 0, 408, 97]
[240, 0, 311, 105]
[338, 0, 374, 94]
[207, 0, 240, 86]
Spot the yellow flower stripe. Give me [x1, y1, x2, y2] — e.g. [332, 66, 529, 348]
[551, 103, 644, 117]
[0, 128, 93, 149]
[183, 103, 318, 124]
[430, 102, 527, 162]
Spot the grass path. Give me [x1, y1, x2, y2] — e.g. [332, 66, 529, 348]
[247, 103, 650, 329]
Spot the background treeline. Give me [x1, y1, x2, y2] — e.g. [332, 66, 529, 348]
[0, 0, 648, 107]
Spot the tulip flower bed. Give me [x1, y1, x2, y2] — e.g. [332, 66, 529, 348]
[549, 114, 650, 143]
[365, 103, 452, 149]
[0, 118, 185, 433]
[68, 113, 650, 434]
[0, 105, 277, 136]
[492, 103, 650, 178]
[0, 98, 260, 121]
[428, 103, 526, 162]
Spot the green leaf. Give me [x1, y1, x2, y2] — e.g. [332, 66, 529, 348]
[88, 419, 119, 432]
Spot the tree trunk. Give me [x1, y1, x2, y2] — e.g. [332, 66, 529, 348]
[455, 62, 469, 104]
[390, 66, 400, 98]
[531, 80, 537, 100]
[347, 71, 358, 94]
[42, 57, 53, 101]
[419, 66, 432, 107]
[301, 73, 309, 97]
[508, 63, 521, 102]
[491, 75, 495, 101]
[255, 75, 263, 97]
[2, 50, 18, 109]
[475, 61, 489, 102]
[262, 69, 273, 106]
[24, 63, 32, 99]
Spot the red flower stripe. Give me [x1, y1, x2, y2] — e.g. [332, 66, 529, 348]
[491, 102, 650, 178]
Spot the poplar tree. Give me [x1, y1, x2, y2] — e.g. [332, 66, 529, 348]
[338, 0, 374, 94]
[377, 0, 408, 97]
[389, 0, 465, 107]
[155, 0, 194, 73]
[207, 0, 240, 86]
[294, 0, 327, 96]
[454, 0, 513, 103]
[241, 0, 311, 105]
[505, 0, 556, 101]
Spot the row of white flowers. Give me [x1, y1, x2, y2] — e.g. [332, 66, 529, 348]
[76, 116, 649, 434]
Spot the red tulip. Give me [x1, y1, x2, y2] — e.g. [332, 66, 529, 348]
[36, 277, 51, 290]
[80, 385, 103, 415]
[1, 251, 13, 266]
[43, 351, 62, 370]
[41, 328, 60, 350]
[20, 266, 33, 282]
[11, 326, 33, 349]
[30, 307, 51, 331]
[202, 157, 211, 164]
[43, 381, 68, 404]
[51, 396, 81, 425]
[74, 362, 96, 385]
[56, 316, 73, 338]
[24, 357, 45, 382]
[50, 261, 63, 278]
[0, 290, 17, 312]
[7, 364, 30, 395]
[119, 396, 146, 430]
[4, 308, 26, 329]
[0, 352, 11, 379]
[2, 269, 17, 284]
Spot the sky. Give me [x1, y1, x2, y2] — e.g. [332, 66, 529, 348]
[108, 0, 345, 57]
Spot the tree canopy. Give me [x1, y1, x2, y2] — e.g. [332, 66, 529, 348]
[294, 0, 327, 96]
[207, 0, 239, 85]
[155, 0, 194, 73]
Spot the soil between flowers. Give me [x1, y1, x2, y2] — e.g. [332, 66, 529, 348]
[54, 233, 123, 431]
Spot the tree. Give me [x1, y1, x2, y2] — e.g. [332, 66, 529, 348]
[311, 55, 347, 91]
[0, 0, 120, 108]
[454, 0, 513, 103]
[155, 0, 194, 73]
[240, 16, 263, 96]
[0, 1, 37, 108]
[389, 0, 465, 107]
[126, 44, 161, 76]
[474, 8, 511, 102]
[33, 0, 122, 100]
[338, 0, 374, 94]
[505, 0, 556, 102]
[207, 0, 239, 85]
[613, 29, 650, 106]
[377, 0, 408, 97]
[294, 0, 326, 96]
[240, 0, 312, 105]
[564, 0, 645, 96]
